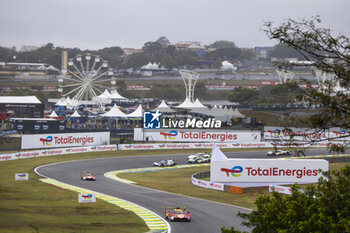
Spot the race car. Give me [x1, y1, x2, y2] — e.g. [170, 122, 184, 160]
[187, 152, 211, 164]
[153, 159, 177, 167]
[80, 172, 96, 181]
[267, 149, 291, 156]
[165, 207, 191, 222]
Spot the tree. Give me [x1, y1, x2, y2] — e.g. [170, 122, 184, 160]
[222, 15, 350, 233]
[228, 87, 258, 104]
[271, 43, 305, 59]
[209, 40, 237, 49]
[265, 16, 350, 152]
[223, 165, 350, 233]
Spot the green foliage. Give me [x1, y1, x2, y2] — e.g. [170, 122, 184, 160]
[265, 16, 350, 149]
[271, 43, 305, 59]
[148, 84, 185, 101]
[234, 165, 350, 233]
[209, 40, 237, 49]
[228, 87, 258, 104]
[208, 47, 242, 61]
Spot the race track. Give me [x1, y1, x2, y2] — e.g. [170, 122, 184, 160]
[35, 149, 330, 233]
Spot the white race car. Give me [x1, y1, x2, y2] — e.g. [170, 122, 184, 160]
[267, 149, 291, 156]
[153, 159, 177, 167]
[187, 153, 211, 163]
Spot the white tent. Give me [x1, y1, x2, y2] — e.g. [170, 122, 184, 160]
[153, 100, 176, 113]
[98, 89, 112, 99]
[221, 61, 237, 71]
[192, 98, 206, 108]
[127, 105, 143, 118]
[141, 62, 159, 70]
[232, 108, 245, 118]
[71, 110, 81, 118]
[48, 111, 58, 118]
[110, 89, 125, 100]
[175, 98, 196, 109]
[102, 104, 127, 117]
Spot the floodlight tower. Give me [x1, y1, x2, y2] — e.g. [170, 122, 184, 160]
[276, 69, 295, 83]
[179, 69, 199, 102]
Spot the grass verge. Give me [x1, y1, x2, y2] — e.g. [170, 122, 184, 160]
[0, 147, 271, 232]
[118, 162, 350, 210]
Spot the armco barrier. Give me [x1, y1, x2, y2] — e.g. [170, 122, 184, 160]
[191, 171, 242, 194]
[0, 145, 117, 162]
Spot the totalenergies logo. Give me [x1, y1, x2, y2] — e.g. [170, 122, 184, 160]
[159, 144, 166, 148]
[221, 166, 243, 177]
[40, 136, 53, 146]
[81, 194, 93, 200]
[15, 153, 21, 158]
[232, 143, 240, 147]
[125, 145, 132, 149]
[18, 173, 27, 178]
[91, 146, 97, 150]
[267, 129, 281, 137]
[160, 130, 178, 140]
[194, 143, 202, 147]
[333, 130, 348, 137]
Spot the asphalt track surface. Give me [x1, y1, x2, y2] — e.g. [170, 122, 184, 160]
[36, 149, 331, 233]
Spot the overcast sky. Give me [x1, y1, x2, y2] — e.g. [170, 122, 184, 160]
[0, 0, 349, 50]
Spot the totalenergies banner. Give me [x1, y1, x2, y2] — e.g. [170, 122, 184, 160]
[211, 159, 328, 183]
[134, 128, 261, 143]
[264, 126, 328, 141]
[21, 132, 110, 149]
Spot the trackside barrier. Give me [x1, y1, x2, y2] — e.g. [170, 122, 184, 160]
[191, 171, 242, 194]
[0, 145, 117, 162]
[39, 178, 169, 232]
[1, 142, 348, 162]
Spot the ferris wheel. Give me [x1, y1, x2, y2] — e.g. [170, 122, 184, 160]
[57, 53, 116, 104]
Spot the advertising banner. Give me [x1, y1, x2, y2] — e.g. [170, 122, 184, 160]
[21, 132, 110, 149]
[78, 194, 96, 203]
[211, 159, 328, 183]
[191, 176, 224, 191]
[328, 128, 350, 141]
[0, 145, 117, 162]
[118, 142, 270, 150]
[264, 126, 328, 141]
[15, 173, 29, 180]
[134, 128, 261, 143]
[269, 185, 305, 195]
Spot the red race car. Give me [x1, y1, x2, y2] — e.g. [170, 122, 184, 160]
[80, 172, 96, 181]
[165, 207, 191, 222]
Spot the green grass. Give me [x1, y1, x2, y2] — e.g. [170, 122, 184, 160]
[0, 151, 153, 233]
[119, 162, 350, 210]
[0, 147, 272, 232]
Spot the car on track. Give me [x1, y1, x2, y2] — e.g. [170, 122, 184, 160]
[165, 207, 191, 222]
[153, 159, 177, 167]
[80, 172, 96, 181]
[187, 152, 211, 164]
[267, 149, 291, 156]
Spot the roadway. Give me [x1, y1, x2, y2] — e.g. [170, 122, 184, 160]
[35, 149, 331, 233]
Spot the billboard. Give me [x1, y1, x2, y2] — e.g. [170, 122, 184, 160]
[21, 132, 110, 149]
[134, 128, 261, 143]
[78, 194, 96, 203]
[264, 126, 328, 141]
[211, 159, 328, 183]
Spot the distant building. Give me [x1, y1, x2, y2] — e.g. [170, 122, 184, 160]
[156, 36, 171, 48]
[254, 47, 273, 59]
[20, 45, 39, 52]
[122, 48, 143, 56]
[0, 96, 44, 118]
[175, 41, 202, 50]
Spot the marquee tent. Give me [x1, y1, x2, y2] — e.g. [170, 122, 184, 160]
[102, 104, 127, 117]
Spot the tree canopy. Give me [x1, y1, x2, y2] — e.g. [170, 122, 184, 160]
[222, 165, 350, 233]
